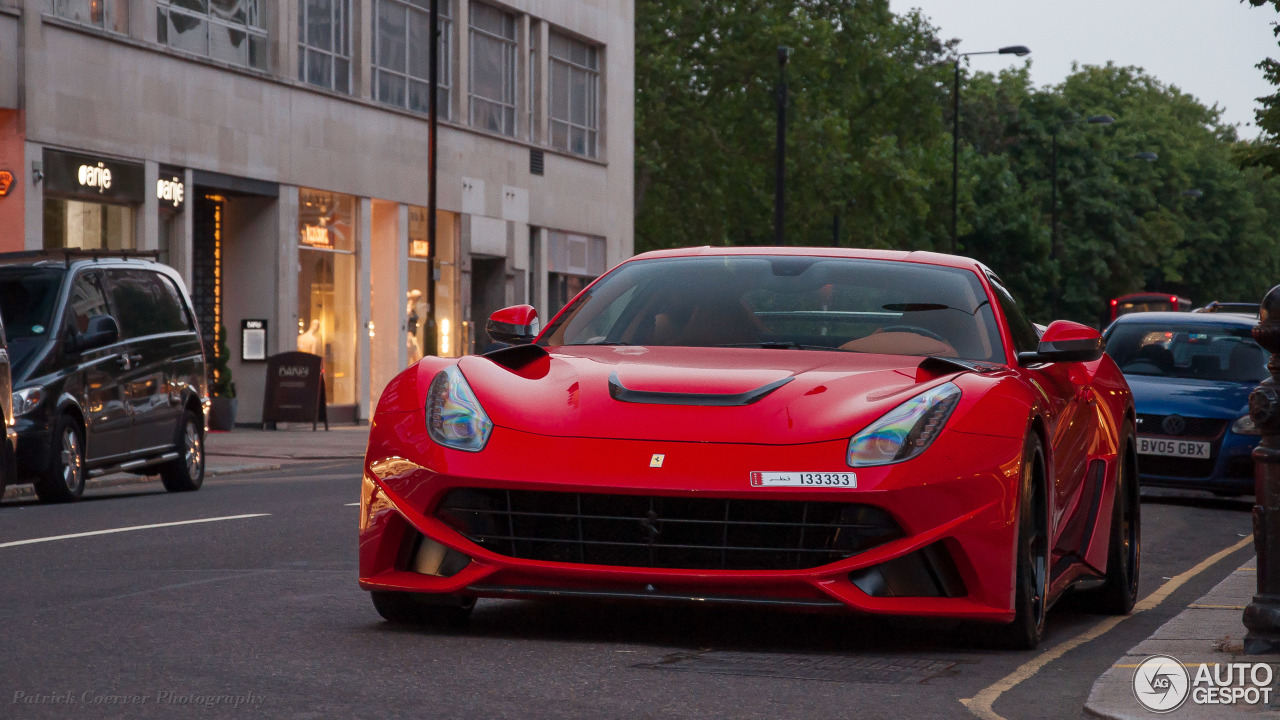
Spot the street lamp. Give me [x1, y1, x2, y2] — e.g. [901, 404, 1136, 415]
[1049, 114, 1114, 318]
[951, 45, 1030, 252]
[1131, 152, 1159, 163]
[423, 0, 441, 356]
[775, 47, 791, 246]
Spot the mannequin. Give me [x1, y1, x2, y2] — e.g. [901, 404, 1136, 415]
[297, 319, 321, 355]
[406, 290, 424, 363]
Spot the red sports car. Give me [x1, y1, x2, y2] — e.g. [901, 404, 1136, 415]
[359, 248, 1138, 648]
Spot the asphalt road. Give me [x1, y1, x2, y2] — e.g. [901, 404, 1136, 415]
[0, 461, 1255, 720]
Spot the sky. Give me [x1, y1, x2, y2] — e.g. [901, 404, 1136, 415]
[889, 0, 1279, 135]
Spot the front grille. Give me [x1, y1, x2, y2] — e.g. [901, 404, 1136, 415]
[435, 489, 903, 571]
[1139, 455, 1217, 479]
[1136, 414, 1228, 439]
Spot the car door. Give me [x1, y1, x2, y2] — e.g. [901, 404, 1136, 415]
[101, 269, 180, 456]
[64, 270, 131, 462]
[989, 278, 1094, 561]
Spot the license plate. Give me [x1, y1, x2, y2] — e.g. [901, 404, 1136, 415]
[750, 471, 857, 488]
[1138, 437, 1211, 459]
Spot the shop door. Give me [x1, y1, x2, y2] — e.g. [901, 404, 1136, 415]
[470, 257, 507, 353]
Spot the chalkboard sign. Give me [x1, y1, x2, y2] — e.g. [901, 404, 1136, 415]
[261, 351, 328, 431]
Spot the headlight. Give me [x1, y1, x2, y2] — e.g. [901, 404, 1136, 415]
[1233, 414, 1262, 436]
[847, 382, 961, 467]
[12, 387, 43, 417]
[426, 366, 493, 452]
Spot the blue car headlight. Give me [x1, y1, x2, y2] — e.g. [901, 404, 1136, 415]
[847, 382, 962, 467]
[426, 366, 493, 452]
[1232, 414, 1262, 436]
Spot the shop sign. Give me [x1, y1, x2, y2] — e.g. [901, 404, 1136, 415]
[241, 319, 267, 362]
[302, 224, 332, 248]
[261, 351, 328, 431]
[42, 149, 144, 203]
[0, 170, 11, 197]
[157, 165, 186, 210]
[410, 239, 430, 258]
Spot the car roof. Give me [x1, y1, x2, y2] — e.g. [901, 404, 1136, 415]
[1110, 311, 1257, 328]
[627, 246, 986, 272]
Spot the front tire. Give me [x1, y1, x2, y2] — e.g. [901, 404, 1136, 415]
[371, 591, 475, 626]
[1078, 430, 1140, 615]
[34, 415, 86, 503]
[160, 409, 205, 493]
[992, 433, 1050, 650]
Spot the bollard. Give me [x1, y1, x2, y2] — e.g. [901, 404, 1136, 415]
[1244, 286, 1280, 654]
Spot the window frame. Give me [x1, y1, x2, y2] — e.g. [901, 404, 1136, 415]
[298, 0, 353, 93]
[372, 0, 453, 117]
[548, 31, 600, 158]
[49, 0, 129, 34]
[468, 2, 518, 137]
[156, 0, 270, 71]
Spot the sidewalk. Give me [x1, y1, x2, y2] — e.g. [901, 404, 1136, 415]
[1085, 556, 1280, 719]
[1, 424, 369, 502]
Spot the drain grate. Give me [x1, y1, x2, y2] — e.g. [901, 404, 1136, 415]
[636, 651, 959, 684]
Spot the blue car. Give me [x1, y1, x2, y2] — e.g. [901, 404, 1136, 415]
[1103, 311, 1268, 496]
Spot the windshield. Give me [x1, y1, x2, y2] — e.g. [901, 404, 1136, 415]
[541, 256, 1004, 362]
[0, 268, 64, 340]
[1106, 322, 1268, 382]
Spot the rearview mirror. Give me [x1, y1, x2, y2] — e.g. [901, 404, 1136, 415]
[1018, 320, 1104, 365]
[487, 305, 540, 345]
[77, 315, 120, 352]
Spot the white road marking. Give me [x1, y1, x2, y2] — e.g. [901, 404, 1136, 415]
[960, 535, 1254, 720]
[345, 502, 360, 506]
[0, 514, 271, 549]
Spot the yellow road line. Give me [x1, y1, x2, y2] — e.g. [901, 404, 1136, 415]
[959, 535, 1255, 720]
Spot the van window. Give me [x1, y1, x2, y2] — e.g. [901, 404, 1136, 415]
[103, 269, 189, 338]
[66, 271, 111, 335]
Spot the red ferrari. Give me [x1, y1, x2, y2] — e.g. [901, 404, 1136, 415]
[359, 248, 1138, 648]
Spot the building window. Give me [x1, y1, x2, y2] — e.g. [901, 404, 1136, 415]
[48, 0, 129, 33]
[297, 189, 358, 407]
[299, 0, 352, 93]
[469, 3, 517, 136]
[157, 0, 268, 71]
[373, 0, 451, 116]
[549, 32, 599, 158]
[44, 200, 137, 252]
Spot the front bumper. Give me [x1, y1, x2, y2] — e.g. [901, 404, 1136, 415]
[358, 411, 1025, 622]
[1137, 430, 1258, 495]
[13, 416, 52, 480]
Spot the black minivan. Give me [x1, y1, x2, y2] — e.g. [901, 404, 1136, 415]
[0, 252, 208, 503]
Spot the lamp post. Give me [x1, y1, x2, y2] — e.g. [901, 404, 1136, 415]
[951, 45, 1030, 252]
[1245, 286, 1280, 653]
[423, 0, 441, 356]
[1049, 114, 1115, 318]
[775, 47, 791, 246]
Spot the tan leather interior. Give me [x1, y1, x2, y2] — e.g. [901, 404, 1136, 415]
[840, 331, 959, 357]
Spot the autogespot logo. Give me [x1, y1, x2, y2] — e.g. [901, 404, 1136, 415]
[1133, 655, 1190, 713]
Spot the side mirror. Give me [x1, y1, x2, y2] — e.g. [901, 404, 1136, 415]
[487, 305, 540, 345]
[77, 315, 120, 352]
[1018, 320, 1104, 365]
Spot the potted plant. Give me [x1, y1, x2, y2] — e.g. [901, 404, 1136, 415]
[208, 323, 237, 431]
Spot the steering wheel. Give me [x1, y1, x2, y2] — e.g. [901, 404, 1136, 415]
[879, 325, 947, 342]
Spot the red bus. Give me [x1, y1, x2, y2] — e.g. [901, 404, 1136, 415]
[1109, 292, 1192, 322]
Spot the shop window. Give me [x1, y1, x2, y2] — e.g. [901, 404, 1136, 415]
[546, 231, 606, 316]
[407, 207, 459, 360]
[469, 2, 517, 136]
[549, 32, 599, 158]
[48, 0, 129, 33]
[43, 198, 137, 252]
[373, 0, 452, 116]
[299, 0, 352, 93]
[297, 188, 357, 407]
[157, 0, 268, 71]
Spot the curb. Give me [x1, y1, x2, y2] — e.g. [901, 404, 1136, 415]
[1, 462, 285, 503]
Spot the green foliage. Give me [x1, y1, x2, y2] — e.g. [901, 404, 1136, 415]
[637, 1, 1280, 325]
[209, 324, 235, 399]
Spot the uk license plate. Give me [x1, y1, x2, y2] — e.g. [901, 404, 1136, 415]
[750, 472, 857, 488]
[1138, 436, 1211, 459]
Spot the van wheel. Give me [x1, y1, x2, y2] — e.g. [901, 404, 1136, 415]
[160, 410, 205, 493]
[34, 415, 86, 503]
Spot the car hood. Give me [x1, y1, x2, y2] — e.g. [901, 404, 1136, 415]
[455, 346, 957, 444]
[1124, 374, 1253, 420]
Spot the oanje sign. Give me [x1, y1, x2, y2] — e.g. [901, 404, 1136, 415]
[261, 352, 328, 430]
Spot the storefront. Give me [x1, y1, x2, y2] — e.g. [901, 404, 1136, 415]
[407, 207, 461, 360]
[155, 164, 187, 267]
[41, 149, 144, 251]
[296, 188, 358, 416]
